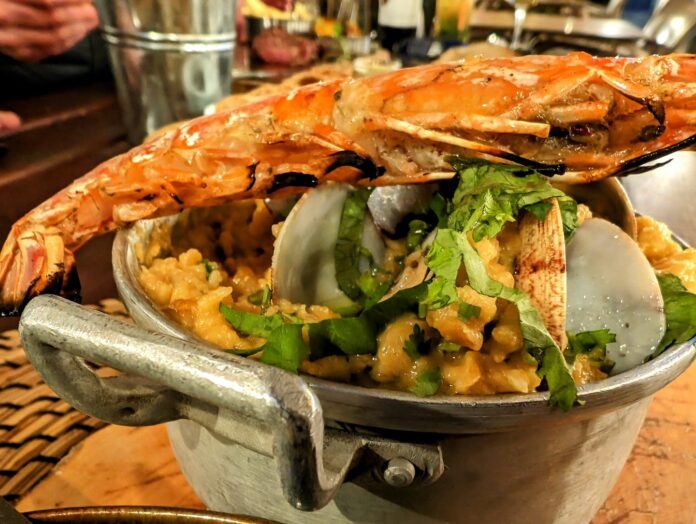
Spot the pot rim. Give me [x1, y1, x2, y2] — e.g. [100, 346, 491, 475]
[112, 218, 696, 434]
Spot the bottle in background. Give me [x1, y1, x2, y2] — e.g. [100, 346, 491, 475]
[377, 0, 422, 52]
[435, 0, 474, 41]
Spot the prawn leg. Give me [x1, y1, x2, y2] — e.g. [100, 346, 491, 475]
[390, 112, 551, 138]
[367, 115, 565, 174]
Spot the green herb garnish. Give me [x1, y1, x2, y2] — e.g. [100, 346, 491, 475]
[406, 219, 429, 252]
[308, 283, 427, 359]
[429, 193, 449, 227]
[356, 268, 392, 308]
[202, 259, 214, 279]
[308, 316, 376, 358]
[566, 329, 616, 374]
[422, 227, 462, 309]
[652, 273, 696, 358]
[409, 368, 441, 397]
[438, 227, 576, 410]
[219, 304, 283, 338]
[436, 341, 461, 353]
[224, 347, 264, 357]
[458, 302, 481, 321]
[403, 324, 425, 359]
[333, 188, 395, 310]
[420, 158, 580, 410]
[248, 285, 272, 308]
[219, 304, 309, 373]
[259, 324, 310, 373]
[558, 197, 579, 241]
[524, 201, 553, 222]
[447, 157, 572, 242]
[334, 188, 373, 302]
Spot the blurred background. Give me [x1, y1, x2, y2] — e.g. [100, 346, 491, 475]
[0, 0, 694, 330]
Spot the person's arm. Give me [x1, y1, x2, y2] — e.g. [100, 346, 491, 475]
[0, 0, 98, 63]
[0, 111, 20, 136]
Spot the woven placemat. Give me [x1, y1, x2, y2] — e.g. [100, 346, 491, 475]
[0, 299, 128, 503]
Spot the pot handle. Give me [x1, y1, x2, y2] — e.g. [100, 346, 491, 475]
[19, 296, 443, 511]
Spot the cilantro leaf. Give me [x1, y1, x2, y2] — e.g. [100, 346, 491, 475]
[429, 193, 449, 227]
[652, 273, 696, 358]
[308, 316, 376, 358]
[307, 283, 428, 358]
[566, 330, 616, 359]
[202, 259, 214, 279]
[219, 304, 308, 372]
[538, 347, 577, 410]
[423, 229, 462, 308]
[406, 219, 430, 252]
[447, 157, 567, 241]
[409, 368, 441, 397]
[248, 285, 272, 308]
[458, 302, 481, 321]
[558, 197, 579, 241]
[566, 329, 616, 373]
[356, 269, 392, 308]
[436, 341, 461, 352]
[260, 324, 310, 373]
[219, 304, 283, 338]
[524, 201, 553, 221]
[334, 188, 396, 311]
[363, 282, 427, 326]
[225, 347, 263, 357]
[335, 188, 373, 301]
[403, 325, 425, 359]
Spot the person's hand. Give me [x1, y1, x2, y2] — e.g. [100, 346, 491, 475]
[0, 111, 21, 137]
[0, 0, 99, 63]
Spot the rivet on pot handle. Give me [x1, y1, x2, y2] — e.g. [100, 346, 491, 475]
[19, 296, 443, 511]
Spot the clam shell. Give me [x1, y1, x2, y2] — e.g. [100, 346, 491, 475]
[271, 183, 385, 309]
[367, 184, 436, 235]
[566, 218, 665, 374]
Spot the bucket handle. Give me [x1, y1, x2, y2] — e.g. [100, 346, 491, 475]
[19, 296, 443, 511]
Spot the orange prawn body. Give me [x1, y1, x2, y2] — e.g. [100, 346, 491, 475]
[1, 52, 695, 314]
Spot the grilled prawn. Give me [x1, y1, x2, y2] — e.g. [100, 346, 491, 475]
[1, 52, 695, 315]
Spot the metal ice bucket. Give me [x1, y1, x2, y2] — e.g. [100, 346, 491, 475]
[18, 181, 695, 523]
[94, 0, 236, 144]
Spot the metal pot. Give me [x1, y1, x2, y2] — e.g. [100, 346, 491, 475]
[94, 0, 236, 144]
[18, 181, 695, 524]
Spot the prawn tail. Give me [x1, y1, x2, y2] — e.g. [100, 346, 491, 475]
[0, 225, 81, 317]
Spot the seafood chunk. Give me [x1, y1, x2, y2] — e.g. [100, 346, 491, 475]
[517, 200, 567, 349]
[566, 218, 665, 373]
[272, 184, 385, 309]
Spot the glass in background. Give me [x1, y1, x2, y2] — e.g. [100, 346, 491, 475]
[377, 0, 422, 52]
[435, 0, 474, 42]
[319, 0, 376, 56]
[94, 0, 236, 144]
[505, 0, 539, 50]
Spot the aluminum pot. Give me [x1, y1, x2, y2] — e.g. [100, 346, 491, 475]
[18, 185, 695, 524]
[94, 0, 236, 144]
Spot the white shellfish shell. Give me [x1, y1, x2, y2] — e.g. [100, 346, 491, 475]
[517, 199, 568, 349]
[272, 183, 385, 309]
[566, 218, 665, 374]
